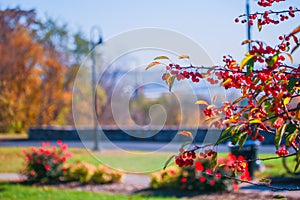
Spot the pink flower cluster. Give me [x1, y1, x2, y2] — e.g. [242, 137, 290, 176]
[179, 154, 251, 191]
[23, 140, 72, 182]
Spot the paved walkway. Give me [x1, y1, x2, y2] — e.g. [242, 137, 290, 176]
[0, 173, 299, 199]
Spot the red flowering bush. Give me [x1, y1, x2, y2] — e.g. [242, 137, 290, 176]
[22, 140, 72, 183]
[151, 154, 250, 192]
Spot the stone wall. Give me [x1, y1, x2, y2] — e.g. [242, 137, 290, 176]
[28, 126, 276, 145]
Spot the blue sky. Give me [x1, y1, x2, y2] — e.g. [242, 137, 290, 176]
[1, 0, 299, 64]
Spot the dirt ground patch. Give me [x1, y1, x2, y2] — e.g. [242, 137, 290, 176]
[24, 174, 299, 200]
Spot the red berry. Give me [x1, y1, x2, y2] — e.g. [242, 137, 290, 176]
[257, 135, 265, 142]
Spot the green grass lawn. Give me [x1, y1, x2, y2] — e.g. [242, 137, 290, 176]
[255, 154, 300, 178]
[0, 147, 299, 177]
[0, 147, 175, 174]
[0, 182, 178, 200]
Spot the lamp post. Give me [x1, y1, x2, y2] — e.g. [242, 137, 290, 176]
[90, 27, 103, 151]
[246, 0, 252, 51]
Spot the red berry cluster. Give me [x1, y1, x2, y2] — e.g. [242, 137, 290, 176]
[257, 0, 285, 7]
[175, 151, 196, 167]
[228, 155, 248, 173]
[199, 149, 216, 158]
[235, 7, 299, 28]
[276, 145, 289, 156]
[175, 149, 217, 167]
[251, 134, 265, 142]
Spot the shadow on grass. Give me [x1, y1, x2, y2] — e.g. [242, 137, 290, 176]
[240, 176, 300, 191]
[134, 187, 230, 199]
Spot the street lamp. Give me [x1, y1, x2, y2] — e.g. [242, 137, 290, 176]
[246, 0, 252, 51]
[90, 26, 103, 151]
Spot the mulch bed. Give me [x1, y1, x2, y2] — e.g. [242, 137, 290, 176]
[17, 174, 300, 200]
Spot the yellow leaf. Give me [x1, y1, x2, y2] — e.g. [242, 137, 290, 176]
[146, 61, 161, 70]
[249, 118, 262, 124]
[207, 104, 215, 109]
[195, 100, 208, 105]
[154, 56, 169, 60]
[258, 95, 268, 106]
[205, 117, 212, 121]
[240, 54, 256, 70]
[233, 95, 247, 104]
[242, 86, 247, 96]
[291, 25, 300, 35]
[178, 131, 193, 139]
[283, 97, 291, 106]
[164, 73, 171, 84]
[212, 94, 217, 103]
[257, 21, 262, 32]
[297, 109, 300, 120]
[221, 78, 232, 86]
[241, 40, 253, 45]
[168, 75, 176, 92]
[178, 55, 190, 59]
[223, 118, 238, 124]
[276, 92, 284, 102]
[250, 107, 259, 114]
[285, 53, 294, 64]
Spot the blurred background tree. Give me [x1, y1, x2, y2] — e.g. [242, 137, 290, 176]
[0, 7, 208, 134]
[0, 8, 92, 133]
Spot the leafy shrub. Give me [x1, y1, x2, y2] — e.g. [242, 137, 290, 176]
[63, 162, 123, 184]
[22, 140, 72, 183]
[151, 154, 250, 192]
[151, 166, 181, 189]
[91, 165, 123, 184]
[63, 161, 96, 183]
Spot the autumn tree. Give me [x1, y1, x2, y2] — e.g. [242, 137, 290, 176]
[0, 8, 93, 132]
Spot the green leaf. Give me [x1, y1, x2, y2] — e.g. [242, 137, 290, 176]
[246, 57, 254, 76]
[272, 194, 286, 199]
[294, 150, 300, 172]
[163, 155, 176, 170]
[285, 133, 297, 147]
[215, 126, 234, 145]
[211, 152, 218, 171]
[154, 56, 169, 60]
[275, 124, 287, 149]
[268, 54, 278, 67]
[287, 78, 300, 93]
[238, 132, 248, 150]
[231, 130, 241, 145]
[286, 123, 297, 134]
